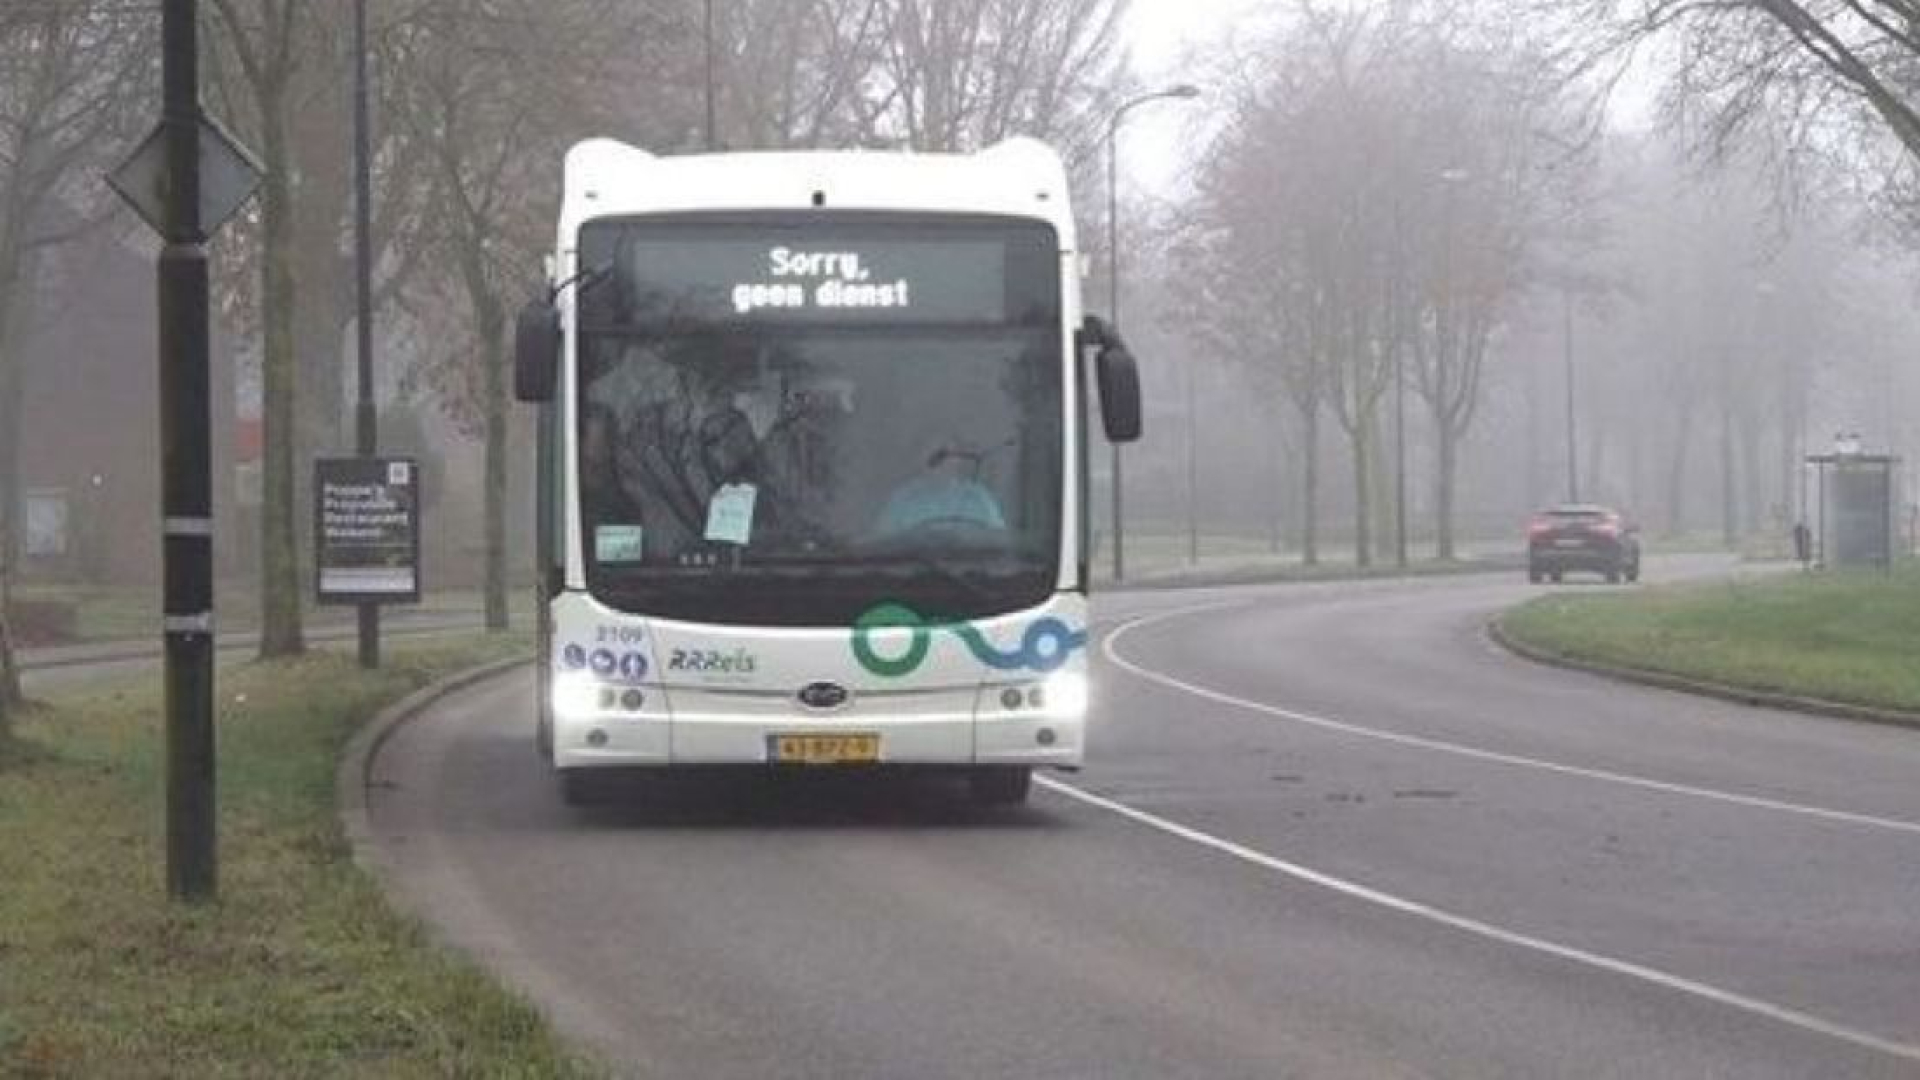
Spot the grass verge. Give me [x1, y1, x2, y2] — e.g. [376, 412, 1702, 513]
[11, 585, 536, 647]
[1499, 565, 1920, 715]
[0, 634, 596, 1078]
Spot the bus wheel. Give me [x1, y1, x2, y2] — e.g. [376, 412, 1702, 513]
[968, 767, 1032, 806]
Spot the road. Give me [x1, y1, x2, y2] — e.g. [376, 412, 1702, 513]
[364, 560, 1920, 1078]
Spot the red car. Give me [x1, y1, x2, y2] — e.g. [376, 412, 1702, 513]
[1527, 504, 1641, 584]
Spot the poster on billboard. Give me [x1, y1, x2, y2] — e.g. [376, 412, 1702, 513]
[314, 457, 421, 604]
[23, 490, 69, 558]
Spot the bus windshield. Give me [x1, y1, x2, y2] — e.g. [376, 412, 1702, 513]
[574, 215, 1063, 626]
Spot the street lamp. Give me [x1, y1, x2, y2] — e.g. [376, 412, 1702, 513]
[1563, 287, 1578, 503]
[352, 0, 380, 668]
[1104, 83, 1201, 581]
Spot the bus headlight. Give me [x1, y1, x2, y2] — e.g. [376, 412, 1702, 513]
[552, 671, 601, 719]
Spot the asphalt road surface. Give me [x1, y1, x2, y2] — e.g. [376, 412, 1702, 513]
[365, 559, 1920, 1078]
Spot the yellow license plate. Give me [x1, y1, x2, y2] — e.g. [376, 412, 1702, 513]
[770, 733, 881, 765]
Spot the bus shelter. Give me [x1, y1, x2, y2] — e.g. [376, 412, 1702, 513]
[1805, 449, 1900, 569]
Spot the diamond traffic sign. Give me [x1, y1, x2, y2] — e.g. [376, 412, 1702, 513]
[107, 114, 263, 238]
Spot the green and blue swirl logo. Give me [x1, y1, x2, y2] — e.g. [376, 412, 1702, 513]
[852, 602, 1087, 678]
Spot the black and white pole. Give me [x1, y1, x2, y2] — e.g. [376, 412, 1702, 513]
[353, 0, 380, 669]
[159, 0, 216, 901]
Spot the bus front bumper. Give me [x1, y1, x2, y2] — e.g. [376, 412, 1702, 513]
[549, 676, 1086, 771]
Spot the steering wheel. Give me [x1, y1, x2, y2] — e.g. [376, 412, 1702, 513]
[900, 514, 1003, 537]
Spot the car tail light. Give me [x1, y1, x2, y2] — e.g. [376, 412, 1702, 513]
[1527, 518, 1553, 537]
[1593, 518, 1619, 538]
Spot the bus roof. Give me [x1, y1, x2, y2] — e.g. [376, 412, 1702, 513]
[558, 137, 1077, 252]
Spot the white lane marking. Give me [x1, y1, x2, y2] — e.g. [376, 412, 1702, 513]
[1036, 774, 1920, 1064]
[1103, 602, 1920, 837]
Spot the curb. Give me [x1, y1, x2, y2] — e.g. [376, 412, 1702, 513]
[336, 655, 530, 876]
[1486, 617, 1920, 733]
[1104, 555, 1526, 593]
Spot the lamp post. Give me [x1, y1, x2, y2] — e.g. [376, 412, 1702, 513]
[1105, 83, 1201, 581]
[1186, 360, 1199, 564]
[352, 0, 380, 669]
[1393, 317, 1408, 568]
[1563, 287, 1578, 503]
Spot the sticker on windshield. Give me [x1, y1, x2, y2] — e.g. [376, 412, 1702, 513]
[704, 483, 757, 546]
[596, 525, 645, 563]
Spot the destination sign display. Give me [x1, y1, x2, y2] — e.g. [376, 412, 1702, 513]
[578, 219, 1058, 328]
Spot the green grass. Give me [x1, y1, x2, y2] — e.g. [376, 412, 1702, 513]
[0, 634, 596, 1078]
[1501, 565, 1920, 714]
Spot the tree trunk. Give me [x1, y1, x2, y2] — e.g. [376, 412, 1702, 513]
[0, 210, 31, 722]
[1436, 424, 1458, 561]
[0, 558, 20, 733]
[1269, 415, 1288, 554]
[1625, 423, 1645, 524]
[0, 347, 21, 725]
[1299, 402, 1319, 565]
[482, 301, 509, 631]
[1740, 409, 1764, 534]
[258, 79, 306, 658]
[1719, 399, 1738, 549]
[1665, 411, 1692, 537]
[1350, 416, 1372, 568]
[1781, 396, 1804, 523]
[1525, 351, 1544, 510]
[0, 415, 21, 726]
[1369, 421, 1392, 565]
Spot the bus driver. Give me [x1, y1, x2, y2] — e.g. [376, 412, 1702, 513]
[874, 439, 1007, 537]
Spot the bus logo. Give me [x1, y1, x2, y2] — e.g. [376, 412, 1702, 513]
[851, 602, 1086, 679]
[797, 682, 851, 710]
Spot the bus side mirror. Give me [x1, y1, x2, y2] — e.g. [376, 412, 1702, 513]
[1083, 316, 1142, 443]
[515, 297, 560, 403]
[1097, 344, 1143, 443]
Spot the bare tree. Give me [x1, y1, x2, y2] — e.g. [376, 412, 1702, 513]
[1558, 0, 1920, 164]
[0, 1, 147, 729]
[1193, 5, 1409, 565]
[713, 0, 886, 148]
[869, 0, 1124, 153]
[1396, 24, 1586, 558]
[389, 0, 654, 628]
[207, 0, 313, 657]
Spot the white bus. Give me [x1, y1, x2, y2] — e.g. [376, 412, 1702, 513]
[514, 137, 1142, 806]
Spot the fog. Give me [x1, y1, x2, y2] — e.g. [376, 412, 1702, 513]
[4, 0, 1918, 695]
